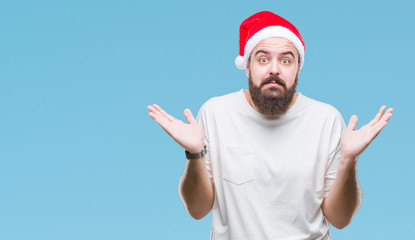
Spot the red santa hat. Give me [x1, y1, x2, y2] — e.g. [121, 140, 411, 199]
[235, 11, 305, 70]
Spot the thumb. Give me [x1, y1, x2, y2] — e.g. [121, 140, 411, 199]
[347, 115, 358, 131]
[184, 108, 196, 124]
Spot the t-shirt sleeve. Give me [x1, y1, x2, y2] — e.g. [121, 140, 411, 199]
[323, 110, 346, 197]
[195, 102, 214, 182]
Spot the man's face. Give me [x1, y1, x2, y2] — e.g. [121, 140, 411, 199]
[246, 37, 300, 117]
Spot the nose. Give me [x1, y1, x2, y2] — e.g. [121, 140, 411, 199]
[269, 58, 280, 75]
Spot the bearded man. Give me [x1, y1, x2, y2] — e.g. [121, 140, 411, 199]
[147, 11, 393, 240]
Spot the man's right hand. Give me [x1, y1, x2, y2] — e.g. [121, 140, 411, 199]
[147, 104, 205, 153]
[148, 104, 214, 219]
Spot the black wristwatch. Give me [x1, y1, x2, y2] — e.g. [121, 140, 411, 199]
[185, 145, 207, 160]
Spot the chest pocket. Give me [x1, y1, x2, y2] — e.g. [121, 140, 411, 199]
[222, 145, 255, 185]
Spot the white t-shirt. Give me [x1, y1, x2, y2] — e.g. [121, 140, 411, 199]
[195, 89, 345, 240]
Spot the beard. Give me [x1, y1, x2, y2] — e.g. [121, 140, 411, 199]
[248, 71, 298, 118]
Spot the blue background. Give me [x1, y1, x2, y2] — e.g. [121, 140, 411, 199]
[1, 0, 413, 239]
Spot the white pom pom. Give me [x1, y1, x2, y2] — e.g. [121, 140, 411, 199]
[235, 56, 246, 70]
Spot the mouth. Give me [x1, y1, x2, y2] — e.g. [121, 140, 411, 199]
[260, 76, 287, 90]
[267, 80, 279, 85]
[265, 81, 282, 87]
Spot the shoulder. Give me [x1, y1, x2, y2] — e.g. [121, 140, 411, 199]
[298, 94, 345, 130]
[299, 94, 346, 135]
[196, 90, 243, 128]
[199, 90, 242, 113]
[300, 94, 343, 119]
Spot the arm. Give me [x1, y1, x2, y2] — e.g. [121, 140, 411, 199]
[179, 156, 215, 220]
[322, 105, 393, 229]
[147, 104, 214, 219]
[321, 156, 362, 229]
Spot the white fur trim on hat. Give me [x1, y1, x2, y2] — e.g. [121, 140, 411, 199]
[235, 26, 305, 70]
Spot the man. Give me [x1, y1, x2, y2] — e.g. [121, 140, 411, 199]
[147, 11, 393, 240]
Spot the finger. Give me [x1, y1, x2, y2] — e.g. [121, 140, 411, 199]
[153, 104, 175, 122]
[184, 108, 196, 124]
[376, 105, 387, 119]
[372, 111, 393, 134]
[376, 108, 393, 124]
[148, 111, 157, 120]
[147, 105, 165, 119]
[384, 107, 394, 116]
[347, 115, 358, 131]
[372, 118, 389, 137]
[369, 105, 386, 126]
[149, 111, 172, 133]
[148, 106, 170, 128]
[380, 110, 393, 123]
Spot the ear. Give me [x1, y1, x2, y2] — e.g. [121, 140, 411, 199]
[245, 61, 250, 78]
[297, 58, 302, 76]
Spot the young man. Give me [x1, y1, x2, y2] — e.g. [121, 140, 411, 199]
[147, 11, 393, 240]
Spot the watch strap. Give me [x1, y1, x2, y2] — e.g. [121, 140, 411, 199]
[185, 145, 207, 160]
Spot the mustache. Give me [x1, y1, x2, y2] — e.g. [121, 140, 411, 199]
[260, 75, 287, 90]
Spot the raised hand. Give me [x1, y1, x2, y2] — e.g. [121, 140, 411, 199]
[341, 105, 394, 160]
[147, 104, 205, 153]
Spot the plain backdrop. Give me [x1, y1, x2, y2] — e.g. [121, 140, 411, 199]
[1, 0, 414, 239]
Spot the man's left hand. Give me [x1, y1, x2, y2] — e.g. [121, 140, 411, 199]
[341, 105, 394, 160]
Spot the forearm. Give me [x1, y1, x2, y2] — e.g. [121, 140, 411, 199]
[322, 156, 362, 229]
[179, 157, 215, 220]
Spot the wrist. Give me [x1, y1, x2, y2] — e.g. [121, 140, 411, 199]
[341, 153, 358, 161]
[339, 155, 358, 168]
[186, 141, 205, 154]
[185, 145, 207, 160]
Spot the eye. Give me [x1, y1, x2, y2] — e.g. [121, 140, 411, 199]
[281, 59, 290, 64]
[259, 58, 268, 64]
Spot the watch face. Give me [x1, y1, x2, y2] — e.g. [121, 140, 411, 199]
[201, 147, 207, 156]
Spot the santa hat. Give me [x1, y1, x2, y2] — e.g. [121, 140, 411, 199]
[235, 11, 305, 70]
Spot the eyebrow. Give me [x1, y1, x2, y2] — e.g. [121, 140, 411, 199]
[282, 51, 295, 58]
[254, 50, 296, 58]
[254, 50, 270, 57]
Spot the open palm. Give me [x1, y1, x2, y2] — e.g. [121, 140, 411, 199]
[341, 105, 393, 159]
[147, 104, 205, 153]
